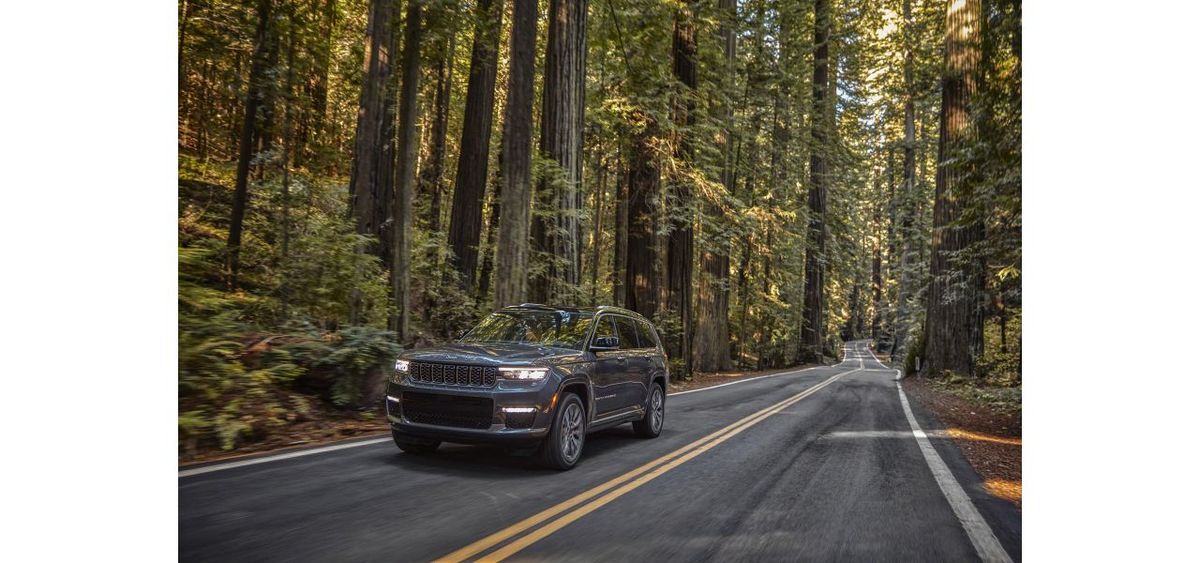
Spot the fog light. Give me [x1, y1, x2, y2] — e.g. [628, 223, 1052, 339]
[386, 395, 400, 403]
[502, 407, 537, 413]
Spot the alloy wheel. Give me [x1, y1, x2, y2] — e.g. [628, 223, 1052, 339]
[560, 402, 584, 462]
[651, 387, 664, 433]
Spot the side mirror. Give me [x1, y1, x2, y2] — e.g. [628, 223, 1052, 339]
[591, 336, 619, 351]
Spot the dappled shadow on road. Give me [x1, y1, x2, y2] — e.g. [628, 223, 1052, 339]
[379, 426, 654, 477]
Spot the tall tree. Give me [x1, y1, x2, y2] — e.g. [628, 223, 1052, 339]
[348, 0, 397, 253]
[925, 0, 985, 376]
[420, 22, 456, 235]
[226, 0, 275, 284]
[530, 0, 588, 303]
[451, 0, 506, 291]
[612, 156, 629, 306]
[892, 0, 919, 356]
[447, 0, 504, 292]
[625, 122, 661, 317]
[800, 0, 831, 361]
[493, 0, 537, 308]
[392, 0, 423, 344]
[666, 0, 697, 374]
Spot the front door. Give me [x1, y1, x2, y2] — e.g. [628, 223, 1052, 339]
[590, 316, 627, 416]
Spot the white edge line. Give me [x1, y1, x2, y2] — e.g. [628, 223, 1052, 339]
[179, 437, 392, 478]
[181, 359, 845, 478]
[894, 367, 1013, 563]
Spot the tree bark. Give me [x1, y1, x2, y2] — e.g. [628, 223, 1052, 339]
[667, 0, 697, 375]
[530, 0, 588, 303]
[625, 122, 660, 317]
[924, 0, 985, 377]
[348, 0, 397, 254]
[612, 155, 628, 306]
[693, 0, 735, 373]
[226, 0, 274, 285]
[420, 16, 457, 235]
[492, 0, 538, 308]
[800, 0, 831, 361]
[447, 0, 503, 292]
[392, 0, 422, 345]
[893, 0, 918, 356]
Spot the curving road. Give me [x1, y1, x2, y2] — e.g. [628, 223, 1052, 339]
[179, 341, 1021, 562]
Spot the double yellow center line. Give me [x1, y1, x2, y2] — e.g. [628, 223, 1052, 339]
[437, 364, 861, 562]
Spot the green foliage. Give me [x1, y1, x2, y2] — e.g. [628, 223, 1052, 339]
[178, 154, 401, 452]
[977, 307, 1021, 384]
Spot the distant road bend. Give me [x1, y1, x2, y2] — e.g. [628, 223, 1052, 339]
[179, 341, 1020, 562]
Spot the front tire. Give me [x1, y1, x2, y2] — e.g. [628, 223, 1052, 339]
[633, 383, 664, 438]
[540, 393, 586, 470]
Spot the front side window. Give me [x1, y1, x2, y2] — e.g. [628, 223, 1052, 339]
[460, 310, 595, 350]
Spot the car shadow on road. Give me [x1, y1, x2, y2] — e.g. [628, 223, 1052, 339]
[379, 426, 653, 477]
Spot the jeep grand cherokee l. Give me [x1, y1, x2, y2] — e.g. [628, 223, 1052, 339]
[385, 304, 669, 470]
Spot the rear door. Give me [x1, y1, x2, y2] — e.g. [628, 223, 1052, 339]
[612, 315, 649, 410]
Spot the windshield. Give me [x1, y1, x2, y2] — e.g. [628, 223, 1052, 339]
[460, 310, 595, 350]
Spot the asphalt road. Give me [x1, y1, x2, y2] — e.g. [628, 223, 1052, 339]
[179, 341, 1021, 562]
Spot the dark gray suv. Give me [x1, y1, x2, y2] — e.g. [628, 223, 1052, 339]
[386, 304, 669, 469]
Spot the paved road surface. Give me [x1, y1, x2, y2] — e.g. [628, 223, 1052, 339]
[179, 341, 1021, 561]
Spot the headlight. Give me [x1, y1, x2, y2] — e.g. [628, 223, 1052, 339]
[391, 359, 410, 384]
[499, 367, 548, 381]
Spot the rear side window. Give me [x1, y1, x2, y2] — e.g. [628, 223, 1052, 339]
[637, 320, 661, 350]
[614, 316, 641, 350]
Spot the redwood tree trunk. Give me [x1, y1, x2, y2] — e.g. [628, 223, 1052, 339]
[226, 0, 274, 285]
[447, 0, 503, 292]
[800, 0, 830, 361]
[531, 0, 588, 303]
[493, 0, 538, 308]
[667, 0, 697, 375]
[348, 0, 396, 253]
[612, 156, 628, 306]
[893, 0, 918, 356]
[420, 21, 456, 235]
[924, 0, 985, 377]
[693, 0, 735, 372]
[625, 122, 660, 317]
[392, 0, 422, 345]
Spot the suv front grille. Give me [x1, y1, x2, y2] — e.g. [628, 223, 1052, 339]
[401, 391, 494, 429]
[408, 362, 497, 387]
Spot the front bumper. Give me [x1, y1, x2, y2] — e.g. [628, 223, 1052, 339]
[385, 379, 557, 446]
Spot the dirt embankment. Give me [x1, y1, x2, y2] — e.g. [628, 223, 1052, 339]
[903, 376, 1022, 507]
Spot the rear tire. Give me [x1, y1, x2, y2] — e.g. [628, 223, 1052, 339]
[540, 393, 586, 470]
[392, 430, 440, 454]
[633, 383, 664, 438]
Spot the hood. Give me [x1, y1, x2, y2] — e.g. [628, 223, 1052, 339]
[401, 342, 585, 366]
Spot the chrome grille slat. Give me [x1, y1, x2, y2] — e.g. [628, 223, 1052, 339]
[406, 362, 497, 388]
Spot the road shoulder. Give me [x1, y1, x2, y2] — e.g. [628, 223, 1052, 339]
[901, 375, 1023, 561]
